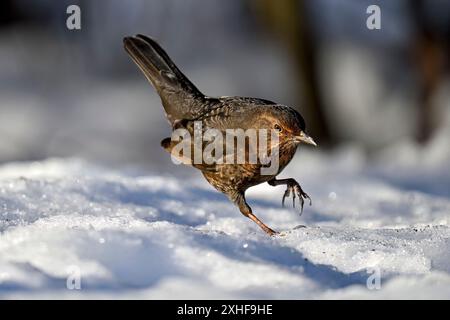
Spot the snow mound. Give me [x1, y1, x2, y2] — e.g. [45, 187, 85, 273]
[0, 152, 449, 299]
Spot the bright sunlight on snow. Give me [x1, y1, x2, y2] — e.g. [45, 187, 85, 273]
[0, 129, 449, 299]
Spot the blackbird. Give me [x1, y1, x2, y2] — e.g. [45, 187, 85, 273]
[123, 34, 317, 236]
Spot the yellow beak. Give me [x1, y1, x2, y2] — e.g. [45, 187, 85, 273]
[295, 131, 317, 146]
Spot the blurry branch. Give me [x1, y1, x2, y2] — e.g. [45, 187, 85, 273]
[410, 0, 446, 143]
[0, 0, 19, 25]
[250, 0, 332, 145]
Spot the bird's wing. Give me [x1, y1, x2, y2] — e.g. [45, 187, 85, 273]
[160, 97, 280, 172]
[160, 137, 217, 172]
[195, 97, 278, 130]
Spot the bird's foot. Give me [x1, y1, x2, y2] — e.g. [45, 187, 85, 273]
[264, 226, 279, 236]
[282, 180, 312, 215]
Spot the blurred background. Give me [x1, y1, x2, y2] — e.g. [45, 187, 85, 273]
[0, 0, 449, 173]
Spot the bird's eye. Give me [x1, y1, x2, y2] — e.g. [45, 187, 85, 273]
[274, 124, 282, 132]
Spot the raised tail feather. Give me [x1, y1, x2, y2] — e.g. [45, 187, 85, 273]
[123, 35, 205, 123]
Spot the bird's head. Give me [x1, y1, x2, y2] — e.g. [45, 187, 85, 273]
[263, 106, 317, 147]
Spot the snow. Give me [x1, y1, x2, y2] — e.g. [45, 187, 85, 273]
[0, 132, 449, 299]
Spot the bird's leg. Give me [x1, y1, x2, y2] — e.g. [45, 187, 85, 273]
[268, 178, 312, 215]
[233, 193, 278, 236]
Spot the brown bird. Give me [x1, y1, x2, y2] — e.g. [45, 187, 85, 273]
[123, 34, 317, 236]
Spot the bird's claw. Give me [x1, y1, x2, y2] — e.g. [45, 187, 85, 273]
[281, 181, 312, 215]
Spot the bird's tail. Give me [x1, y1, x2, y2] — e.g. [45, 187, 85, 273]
[123, 35, 204, 120]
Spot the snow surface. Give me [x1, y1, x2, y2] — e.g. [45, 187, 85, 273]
[0, 131, 449, 299]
